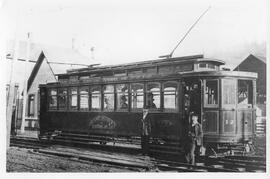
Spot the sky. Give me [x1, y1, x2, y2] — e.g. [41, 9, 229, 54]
[1, 0, 268, 89]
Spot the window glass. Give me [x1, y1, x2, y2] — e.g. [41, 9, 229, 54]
[48, 89, 57, 110]
[103, 85, 114, 110]
[205, 80, 218, 106]
[91, 86, 101, 110]
[208, 63, 215, 69]
[80, 87, 89, 110]
[146, 83, 160, 109]
[238, 80, 253, 105]
[222, 79, 236, 105]
[58, 88, 67, 110]
[131, 83, 144, 110]
[163, 82, 178, 110]
[199, 63, 207, 68]
[116, 84, 129, 110]
[69, 88, 77, 110]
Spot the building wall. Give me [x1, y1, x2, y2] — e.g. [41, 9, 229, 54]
[25, 57, 56, 129]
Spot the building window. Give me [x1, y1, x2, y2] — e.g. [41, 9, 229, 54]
[69, 88, 78, 110]
[146, 83, 160, 109]
[163, 82, 178, 111]
[58, 88, 67, 110]
[28, 94, 35, 116]
[91, 86, 101, 110]
[48, 89, 57, 110]
[131, 83, 144, 110]
[116, 84, 129, 111]
[204, 80, 218, 106]
[238, 80, 253, 106]
[79, 87, 89, 110]
[103, 85, 115, 110]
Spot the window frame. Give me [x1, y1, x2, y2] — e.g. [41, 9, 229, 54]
[237, 79, 253, 108]
[103, 84, 115, 111]
[28, 94, 35, 116]
[79, 86, 90, 111]
[162, 81, 178, 112]
[58, 88, 68, 110]
[204, 79, 219, 108]
[90, 85, 102, 111]
[69, 87, 78, 111]
[221, 78, 237, 108]
[48, 88, 58, 111]
[130, 83, 144, 112]
[116, 84, 129, 112]
[146, 82, 161, 110]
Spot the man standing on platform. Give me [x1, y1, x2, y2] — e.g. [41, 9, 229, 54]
[185, 112, 203, 165]
[141, 109, 151, 155]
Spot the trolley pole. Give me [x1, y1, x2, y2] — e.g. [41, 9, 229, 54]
[21, 32, 31, 133]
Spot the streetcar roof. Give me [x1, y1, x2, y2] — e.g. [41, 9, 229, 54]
[56, 54, 225, 77]
[178, 70, 258, 79]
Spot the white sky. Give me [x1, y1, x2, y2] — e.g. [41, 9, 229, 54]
[1, 0, 268, 74]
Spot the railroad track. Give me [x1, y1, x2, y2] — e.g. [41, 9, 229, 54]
[10, 136, 51, 149]
[9, 136, 266, 172]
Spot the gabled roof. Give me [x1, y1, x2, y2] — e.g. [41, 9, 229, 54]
[6, 40, 92, 91]
[233, 54, 266, 71]
[6, 40, 92, 75]
[252, 54, 266, 63]
[27, 51, 49, 91]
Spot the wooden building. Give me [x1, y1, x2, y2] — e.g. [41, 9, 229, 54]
[25, 48, 91, 130]
[6, 41, 91, 131]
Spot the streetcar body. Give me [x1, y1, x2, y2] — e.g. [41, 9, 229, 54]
[39, 54, 257, 154]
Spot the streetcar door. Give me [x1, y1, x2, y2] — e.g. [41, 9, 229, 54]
[183, 79, 202, 124]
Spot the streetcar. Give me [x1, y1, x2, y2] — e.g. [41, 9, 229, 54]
[39, 54, 257, 155]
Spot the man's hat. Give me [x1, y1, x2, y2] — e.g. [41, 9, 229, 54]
[190, 111, 198, 117]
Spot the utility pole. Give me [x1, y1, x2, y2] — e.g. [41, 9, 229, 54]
[21, 32, 31, 133]
[6, 83, 15, 148]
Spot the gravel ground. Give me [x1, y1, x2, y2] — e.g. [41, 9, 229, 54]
[254, 135, 266, 156]
[7, 147, 135, 172]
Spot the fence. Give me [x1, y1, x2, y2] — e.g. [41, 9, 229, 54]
[256, 121, 266, 135]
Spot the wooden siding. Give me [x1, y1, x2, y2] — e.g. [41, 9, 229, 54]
[26, 57, 56, 118]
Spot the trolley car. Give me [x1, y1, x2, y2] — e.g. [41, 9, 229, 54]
[39, 54, 257, 155]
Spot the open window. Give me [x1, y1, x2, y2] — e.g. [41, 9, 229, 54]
[146, 82, 160, 109]
[131, 83, 144, 111]
[238, 80, 253, 107]
[103, 85, 115, 111]
[69, 87, 78, 110]
[204, 80, 218, 107]
[116, 84, 129, 111]
[79, 87, 89, 110]
[58, 88, 67, 110]
[48, 89, 57, 110]
[163, 81, 178, 111]
[91, 86, 101, 110]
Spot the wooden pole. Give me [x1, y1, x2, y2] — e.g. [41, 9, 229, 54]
[6, 83, 15, 149]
